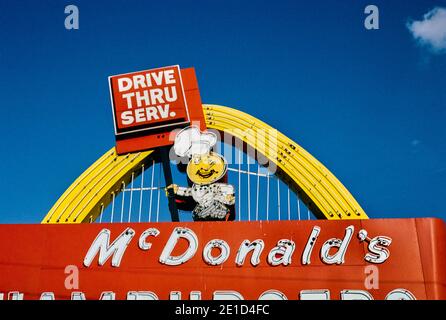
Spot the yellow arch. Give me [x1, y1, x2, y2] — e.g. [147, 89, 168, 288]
[42, 104, 367, 223]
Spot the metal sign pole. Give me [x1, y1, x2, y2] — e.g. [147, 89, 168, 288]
[160, 146, 179, 222]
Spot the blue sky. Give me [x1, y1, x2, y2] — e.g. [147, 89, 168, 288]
[0, 0, 445, 223]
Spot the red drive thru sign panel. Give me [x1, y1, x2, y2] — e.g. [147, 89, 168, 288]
[109, 65, 206, 154]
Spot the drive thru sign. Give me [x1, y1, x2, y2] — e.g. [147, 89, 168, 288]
[109, 65, 189, 135]
[109, 66, 206, 154]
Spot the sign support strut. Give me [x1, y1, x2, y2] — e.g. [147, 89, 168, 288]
[160, 146, 179, 222]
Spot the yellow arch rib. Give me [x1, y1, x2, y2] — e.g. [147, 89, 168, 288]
[42, 104, 367, 223]
[43, 148, 154, 223]
[204, 105, 367, 220]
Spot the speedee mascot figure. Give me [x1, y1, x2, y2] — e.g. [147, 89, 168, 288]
[166, 126, 236, 221]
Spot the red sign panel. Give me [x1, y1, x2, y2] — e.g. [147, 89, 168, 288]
[0, 218, 445, 300]
[110, 67, 206, 154]
[109, 65, 189, 135]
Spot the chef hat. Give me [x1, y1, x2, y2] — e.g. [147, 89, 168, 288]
[174, 126, 217, 158]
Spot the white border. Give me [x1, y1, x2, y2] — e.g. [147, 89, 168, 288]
[108, 65, 191, 136]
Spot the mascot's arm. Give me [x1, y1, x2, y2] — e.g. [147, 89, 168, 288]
[165, 184, 195, 211]
[176, 186, 192, 197]
[166, 184, 192, 197]
[215, 184, 236, 205]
